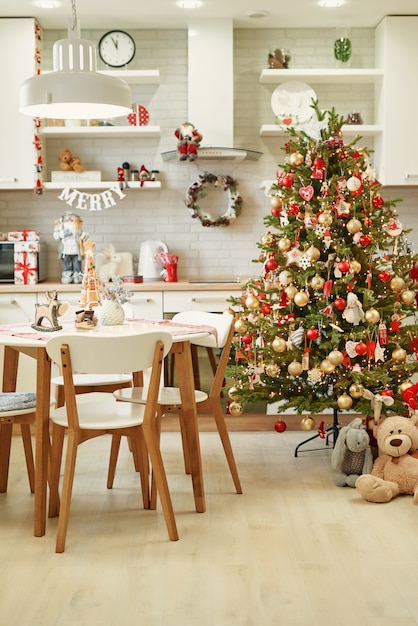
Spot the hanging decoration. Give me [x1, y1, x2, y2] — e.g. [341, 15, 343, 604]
[185, 172, 243, 227]
[57, 185, 127, 210]
[33, 21, 43, 195]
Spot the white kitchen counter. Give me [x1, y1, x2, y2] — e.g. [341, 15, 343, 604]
[0, 280, 245, 294]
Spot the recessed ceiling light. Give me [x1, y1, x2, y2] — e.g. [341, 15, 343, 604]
[34, 0, 61, 8]
[318, 0, 344, 7]
[176, 1, 203, 9]
[246, 10, 269, 19]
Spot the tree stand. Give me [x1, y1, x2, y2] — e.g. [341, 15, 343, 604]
[294, 409, 341, 457]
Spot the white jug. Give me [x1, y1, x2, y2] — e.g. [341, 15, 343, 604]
[138, 240, 168, 281]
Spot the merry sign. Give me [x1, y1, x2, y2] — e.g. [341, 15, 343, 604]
[58, 185, 127, 211]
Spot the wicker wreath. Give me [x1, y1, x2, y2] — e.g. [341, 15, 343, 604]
[185, 172, 243, 227]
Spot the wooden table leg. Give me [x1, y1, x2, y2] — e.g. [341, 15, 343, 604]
[0, 347, 19, 492]
[33, 347, 52, 536]
[173, 341, 206, 513]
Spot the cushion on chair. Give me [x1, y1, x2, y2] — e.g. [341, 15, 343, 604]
[0, 392, 36, 412]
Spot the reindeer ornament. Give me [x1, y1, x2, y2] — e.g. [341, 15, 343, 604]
[31, 291, 68, 332]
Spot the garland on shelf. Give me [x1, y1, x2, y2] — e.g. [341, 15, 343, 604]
[185, 172, 243, 227]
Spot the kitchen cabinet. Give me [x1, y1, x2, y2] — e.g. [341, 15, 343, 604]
[0, 293, 37, 390]
[127, 292, 163, 320]
[259, 68, 383, 140]
[0, 18, 38, 190]
[163, 290, 241, 314]
[374, 16, 418, 185]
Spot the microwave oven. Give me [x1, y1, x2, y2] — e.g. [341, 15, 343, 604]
[0, 241, 47, 283]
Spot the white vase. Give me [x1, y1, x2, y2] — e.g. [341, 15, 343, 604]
[98, 301, 125, 326]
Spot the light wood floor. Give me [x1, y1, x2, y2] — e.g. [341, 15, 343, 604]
[2, 428, 418, 626]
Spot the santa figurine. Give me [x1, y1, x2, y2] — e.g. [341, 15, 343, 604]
[342, 292, 365, 325]
[174, 122, 203, 161]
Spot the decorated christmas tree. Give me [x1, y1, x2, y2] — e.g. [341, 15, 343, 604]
[228, 105, 418, 427]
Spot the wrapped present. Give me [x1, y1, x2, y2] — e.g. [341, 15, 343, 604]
[14, 241, 41, 284]
[7, 230, 40, 242]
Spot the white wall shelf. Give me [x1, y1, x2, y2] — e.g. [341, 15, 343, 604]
[40, 125, 161, 138]
[260, 124, 383, 138]
[99, 69, 160, 84]
[43, 181, 161, 190]
[259, 68, 383, 84]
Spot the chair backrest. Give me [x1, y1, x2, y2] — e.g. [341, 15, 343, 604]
[172, 310, 234, 348]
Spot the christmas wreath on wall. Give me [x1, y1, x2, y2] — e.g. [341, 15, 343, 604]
[185, 172, 243, 227]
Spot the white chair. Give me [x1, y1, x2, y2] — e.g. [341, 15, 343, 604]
[0, 392, 37, 493]
[46, 330, 178, 553]
[110, 311, 242, 503]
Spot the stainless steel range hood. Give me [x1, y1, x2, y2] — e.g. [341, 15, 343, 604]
[161, 19, 261, 162]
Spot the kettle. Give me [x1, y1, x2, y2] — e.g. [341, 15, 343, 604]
[138, 240, 168, 281]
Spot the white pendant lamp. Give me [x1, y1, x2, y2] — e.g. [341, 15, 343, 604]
[19, 0, 132, 119]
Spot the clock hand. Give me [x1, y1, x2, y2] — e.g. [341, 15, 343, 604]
[111, 37, 119, 50]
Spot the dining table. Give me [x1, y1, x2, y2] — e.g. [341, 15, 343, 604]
[0, 318, 215, 537]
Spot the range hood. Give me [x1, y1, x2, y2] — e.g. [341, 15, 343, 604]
[161, 19, 261, 162]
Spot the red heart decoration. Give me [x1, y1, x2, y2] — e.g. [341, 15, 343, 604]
[299, 185, 314, 202]
[282, 117, 292, 125]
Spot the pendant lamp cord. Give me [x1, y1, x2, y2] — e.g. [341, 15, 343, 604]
[70, 0, 78, 32]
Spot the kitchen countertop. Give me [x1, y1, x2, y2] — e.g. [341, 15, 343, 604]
[0, 280, 245, 294]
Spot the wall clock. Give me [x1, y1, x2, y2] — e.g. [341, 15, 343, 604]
[98, 30, 136, 68]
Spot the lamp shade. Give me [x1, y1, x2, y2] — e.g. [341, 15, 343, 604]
[19, 23, 132, 119]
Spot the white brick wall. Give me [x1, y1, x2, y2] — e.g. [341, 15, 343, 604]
[1, 26, 417, 281]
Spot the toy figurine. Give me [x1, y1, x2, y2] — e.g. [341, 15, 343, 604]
[53, 211, 89, 284]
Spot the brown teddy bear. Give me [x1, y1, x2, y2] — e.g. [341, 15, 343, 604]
[356, 414, 418, 503]
[58, 148, 84, 173]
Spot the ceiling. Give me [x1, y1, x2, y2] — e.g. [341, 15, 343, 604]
[1, 0, 417, 30]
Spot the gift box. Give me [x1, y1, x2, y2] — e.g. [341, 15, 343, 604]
[7, 230, 40, 242]
[14, 241, 42, 285]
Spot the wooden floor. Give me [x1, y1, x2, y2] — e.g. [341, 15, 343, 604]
[2, 428, 418, 626]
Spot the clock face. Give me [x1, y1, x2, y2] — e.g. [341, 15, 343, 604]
[98, 30, 136, 68]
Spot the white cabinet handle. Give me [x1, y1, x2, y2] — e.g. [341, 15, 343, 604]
[130, 298, 153, 303]
[404, 174, 418, 180]
[191, 297, 226, 303]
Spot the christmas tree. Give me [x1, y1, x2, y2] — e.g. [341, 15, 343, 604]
[228, 105, 418, 425]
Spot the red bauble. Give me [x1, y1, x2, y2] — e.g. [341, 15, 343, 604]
[282, 174, 294, 188]
[274, 420, 287, 433]
[265, 258, 279, 272]
[306, 327, 319, 341]
[378, 270, 392, 283]
[355, 342, 368, 356]
[359, 234, 372, 247]
[372, 195, 384, 208]
[337, 261, 351, 273]
[261, 303, 271, 315]
[334, 297, 347, 311]
[380, 389, 394, 398]
[287, 203, 300, 215]
[241, 334, 253, 345]
[271, 206, 281, 217]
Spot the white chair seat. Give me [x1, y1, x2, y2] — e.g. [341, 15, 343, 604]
[114, 386, 208, 405]
[51, 373, 132, 388]
[50, 392, 146, 430]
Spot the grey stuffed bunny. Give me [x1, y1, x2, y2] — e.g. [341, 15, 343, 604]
[331, 417, 373, 487]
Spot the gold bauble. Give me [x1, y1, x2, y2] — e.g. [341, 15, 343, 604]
[293, 291, 309, 307]
[245, 294, 260, 310]
[401, 289, 416, 305]
[306, 245, 321, 261]
[346, 218, 362, 234]
[349, 383, 364, 399]
[392, 347, 407, 362]
[229, 401, 244, 416]
[272, 336, 287, 353]
[265, 364, 280, 377]
[261, 231, 275, 246]
[328, 350, 344, 366]
[285, 284, 298, 300]
[223, 307, 235, 316]
[278, 270, 292, 286]
[318, 210, 333, 226]
[400, 381, 413, 393]
[278, 237, 292, 252]
[320, 358, 335, 374]
[337, 393, 353, 410]
[390, 276, 406, 292]
[270, 195, 283, 209]
[228, 386, 242, 401]
[300, 415, 315, 431]
[311, 274, 325, 290]
[350, 260, 362, 274]
[288, 151, 304, 166]
[288, 360, 303, 376]
[234, 318, 248, 333]
[364, 308, 381, 324]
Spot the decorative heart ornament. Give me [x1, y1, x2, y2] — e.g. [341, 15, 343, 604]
[299, 185, 314, 202]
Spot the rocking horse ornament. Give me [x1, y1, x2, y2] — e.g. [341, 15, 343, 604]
[31, 291, 69, 332]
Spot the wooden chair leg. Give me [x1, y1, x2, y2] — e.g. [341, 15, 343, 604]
[0, 422, 13, 493]
[49, 422, 65, 518]
[150, 408, 163, 510]
[130, 433, 150, 510]
[210, 397, 242, 494]
[142, 423, 178, 541]
[20, 424, 35, 493]
[107, 434, 121, 489]
[55, 429, 79, 553]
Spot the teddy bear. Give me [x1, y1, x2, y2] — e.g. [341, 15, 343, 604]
[174, 122, 202, 161]
[356, 414, 418, 503]
[267, 48, 290, 69]
[331, 417, 373, 487]
[58, 148, 84, 173]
